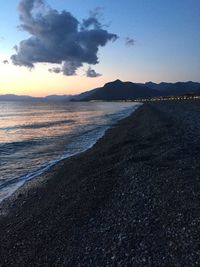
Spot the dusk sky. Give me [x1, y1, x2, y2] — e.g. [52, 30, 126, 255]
[0, 0, 200, 96]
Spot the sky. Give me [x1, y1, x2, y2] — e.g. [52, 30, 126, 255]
[0, 0, 200, 97]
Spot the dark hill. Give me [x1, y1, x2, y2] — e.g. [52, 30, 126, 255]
[144, 81, 200, 96]
[82, 80, 158, 101]
[0, 94, 34, 101]
[71, 87, 101, 101]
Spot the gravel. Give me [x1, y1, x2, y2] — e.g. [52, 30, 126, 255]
[0, 100, 199, 266]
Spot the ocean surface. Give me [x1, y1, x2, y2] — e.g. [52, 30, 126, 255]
[0, 101, 141, 202]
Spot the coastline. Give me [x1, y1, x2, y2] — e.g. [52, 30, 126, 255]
[0, 103, 141, 205]
[0, 103, 141, 208]
[0, 101, 200, 266]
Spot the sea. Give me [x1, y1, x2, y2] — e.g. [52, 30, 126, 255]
[0, 101, 141, 202]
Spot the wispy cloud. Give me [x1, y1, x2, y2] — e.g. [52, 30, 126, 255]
[125, 37, 135, 47]
[86, 67, 102, 78]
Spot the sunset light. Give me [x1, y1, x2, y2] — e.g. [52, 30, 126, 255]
[0, 1, 200, 266]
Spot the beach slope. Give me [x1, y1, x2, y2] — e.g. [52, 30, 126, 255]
[0, 101, 199, 266]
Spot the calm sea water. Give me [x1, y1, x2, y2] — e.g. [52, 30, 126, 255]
[0, 101, 141, 202]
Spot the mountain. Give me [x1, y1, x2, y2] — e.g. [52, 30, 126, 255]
[44, 95, 72, 101]
[0, 94, 71, 102]
[144, 81, 200, 96]
[0, 94, 34, 101]
[80, 79, 158, 101]
[69, 88, 101, 101]
[1, 81, 200, 102]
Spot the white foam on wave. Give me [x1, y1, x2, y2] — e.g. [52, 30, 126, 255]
[0, 103, 142, 203]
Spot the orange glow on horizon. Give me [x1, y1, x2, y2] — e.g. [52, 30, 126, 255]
[0, 61, 158, 97]
[0, 63, 114, 97]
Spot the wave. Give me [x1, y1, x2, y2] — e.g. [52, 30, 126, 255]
[0, 125, 107, 197]
[0, 119, 74, 131]
[0, 139, 45, 154]
[0, 111, 52, 118]
[0, 103, 142, 203]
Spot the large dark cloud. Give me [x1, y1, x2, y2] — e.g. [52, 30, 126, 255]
[11, 0, 118, 76]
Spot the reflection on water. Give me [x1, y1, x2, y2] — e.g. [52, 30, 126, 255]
[0, 101, 141, 201]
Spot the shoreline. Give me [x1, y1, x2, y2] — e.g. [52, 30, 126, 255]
[0, 103, 141, 205]
[0, 101, 199, 266]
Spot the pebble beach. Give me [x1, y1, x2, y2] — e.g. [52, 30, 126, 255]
[0, 100, 199, 266]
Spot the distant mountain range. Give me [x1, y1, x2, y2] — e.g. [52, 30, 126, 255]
[0, 94, 73, 102]
[141, 81, 200, 96]
[1, 80, 200, 101]
[0, 94, 34, 101]
[73, 80, 200, 100]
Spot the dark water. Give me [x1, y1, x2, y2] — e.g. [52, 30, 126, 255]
[0, 101, 141, 202]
